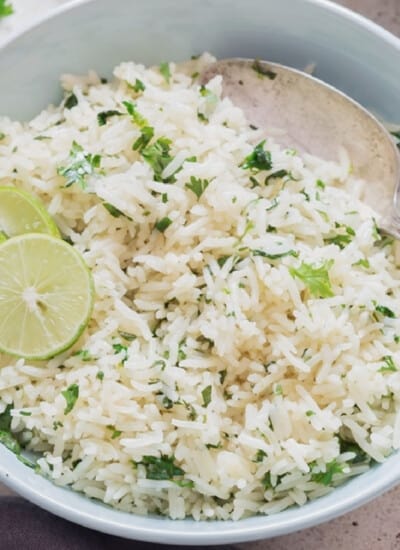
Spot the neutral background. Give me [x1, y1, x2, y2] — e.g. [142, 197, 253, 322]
[1, 1, 400, 549]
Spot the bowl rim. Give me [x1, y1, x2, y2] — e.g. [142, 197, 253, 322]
[1, 0, 400, 544]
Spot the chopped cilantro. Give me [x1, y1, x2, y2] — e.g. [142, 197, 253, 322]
[289, 260, 334, 298]
[379, 355, 397, 372]
[241, 141, 272, 172]
[64, 93, 78, 110]
[311, 460, 345, 485]
[103, 202, 132, 220]
[61, 384, 79, 415]
[353, 258, 370, 269]
[58, 141, 101, 189]
[219, 369, 227, 384]
[0, 1, 13, 19]
[97, 110, 122, 126]
[155, 217, 172, 233]
[119, 331, 137, 342]
[20, 411, 31, 417]
[394, 335, 400, 344]
[274, 384, 283, 395]
[133, 126, 154, 151]
[201, 385, 212, 407]
[254, 449, 267, 462]
[306, 410, 315, 417]
[162, 193, 168, 203]
[113, 343, 129, 364]
[107, 425, 122, 439]
[159, 62, 171, 83]
[162, 396, 174, 409]
[252, 59, 277, 80]
[142, 137, 176, 182]
[96, 371, 104, 381]
[132, 78, 145, 93]
[265, 169, 288, 184]
[316, 179, 326, 190]
[72, 349, 93, 362]
[173, 479, 194, 488]
[123, 100, 148, 127]
[262, 472, 273, 490]
[252, 249, 298, 260]
[339, 437, 369, 464]
[374, 304, 396, 318]
[0, 132, 5, 141]
[185, 176, 210, 199]
[138, 454, 185, 480]
[0, 405, 12, 431]
[324, 225, 355, 249]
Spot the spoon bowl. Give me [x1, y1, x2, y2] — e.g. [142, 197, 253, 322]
[202, 58, 400, 236]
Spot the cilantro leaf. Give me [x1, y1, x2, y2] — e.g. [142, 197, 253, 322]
[103, 202, 132, 220]
[311, 460, 345, 486]
[185, 176, 210, 199]
[139, 454, 185, 480]
[375, 304, 396, 318]
[141, 137, 176, 182]
[132, 78, 145, 93]
[264, 169, 289, 184]
[289, 260, 334, 298]
[241, 141, 273, 172]
[62, 384, 79, 415]
[0, 404, 12, 431]
[155, 217, 173, 233]
[353, 258, 370, 269]
[0, 0, 13, 19]
[133, 126, 154, 151]
[159, 62, 171, 84]
[201, 385, 212, 407]
[324, 225, 355, 249]
[58, 141, 101, 189]
[113, 343, 129, 365]
[64, 93, 78, 110]
[379, 355, 397, 372]
[252, 249, 298, 260]
[123, 100, 148, 127]
[97, 110, 123, 126]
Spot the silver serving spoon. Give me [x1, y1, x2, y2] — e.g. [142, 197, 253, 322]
[201, 58, 400, 237]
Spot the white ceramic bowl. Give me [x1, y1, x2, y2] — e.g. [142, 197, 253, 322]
[1, 0, 400, 544]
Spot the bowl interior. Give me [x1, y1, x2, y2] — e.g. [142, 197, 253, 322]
[1, 0, 400, 544]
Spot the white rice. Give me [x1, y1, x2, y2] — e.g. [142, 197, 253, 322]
[1, 53, 400, 520]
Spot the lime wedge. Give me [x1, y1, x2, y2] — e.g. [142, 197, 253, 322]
[0, 234, 94, 360]
[0, 186, 60, 238]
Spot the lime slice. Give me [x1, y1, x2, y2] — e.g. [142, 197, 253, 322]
[0, 186, 60, 238]
[0, 234, 94, 360]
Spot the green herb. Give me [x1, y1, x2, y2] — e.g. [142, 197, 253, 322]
[20, 411, 31, 417]
[103, 202, 132, 220]
[374, 304, 396, 318]
[173, 479, 194, 488]
[139, 454, 185, 480]
[353, 258, 370, 269]
[300, 189, 310, 201]
[379, 355, 397, 372]
[241, 140, 273, 172]
[0, 0, 13, 19]
[219, 369, 227, 384]
[34, 135, 51, 141]
[0, 431, 35, 468]
[185, 176, 210, 199]
[61, 384, 79, 415]
[191, 72, 200, 79]
[142, 137, 176, 182]
[97, 110, 122, 126]
[306, 410, 315, 417]
[252, 249, 298, 260]
[289, 260, 334, 298]
[205, 442, 222, 449]
[159, 62, 171, 84]
[201, 385, 212, 407]
[119, 331, 137, 342]
[254, 449, 267, 462]
[264, 169, 288, 184]
[266, 224, 277, 233]
[133, 126, 154, 151]
[107, 425, 122, 439]
[72, 349, 93, 362]
[162, 193, 168, 203]
[132, 78, 145, 93]
[113, 343, 129, 364]
[316, 179, 326, 190]
[339, 437, 369, 464]
[162, 396, 174, 409]
[96, 371, 104, 381]
[252, 59, 277, 80]
[274, 384, 283, 395]
[123, 100, 148, 127]
[53, 421, 64, 430]
[262, 472, 273, 490]
[311, 460, 345, 485]
[266, 198, 279, 211]
[155, 217, 172, 233]
[324, 225, 355, 249]
[0, 405, 12, 431]
[317, 210, 329, 223]
[395, 335, 400, 344]
[0, 132, 5, 141]
[64, 93, 78, 110]
[58, 141, 101, 189]
[197, 112, 208, 122]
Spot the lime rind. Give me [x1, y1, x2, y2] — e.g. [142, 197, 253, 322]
[0, 233, 94, 360]
[0, 186, 60, 239]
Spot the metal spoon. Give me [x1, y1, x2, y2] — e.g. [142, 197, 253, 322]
[201, 58, 400, 237]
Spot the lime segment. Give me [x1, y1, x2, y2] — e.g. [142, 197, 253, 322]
[0, 234, 94, 360]
[0, 186, 60, 238]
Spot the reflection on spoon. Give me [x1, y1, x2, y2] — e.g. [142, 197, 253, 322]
[201, 58, 400, 237]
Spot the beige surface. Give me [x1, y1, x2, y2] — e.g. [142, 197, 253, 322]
[1, 1, 400, 548]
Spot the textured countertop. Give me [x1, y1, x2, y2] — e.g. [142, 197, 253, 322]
[1, 1, 400, 548]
